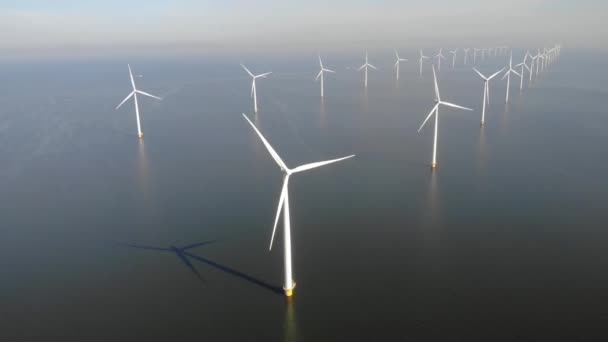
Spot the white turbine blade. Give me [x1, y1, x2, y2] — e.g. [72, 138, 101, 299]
[513, 70, 522, 78]
[501, 72, 509, 80]
[290, 155, 355, 174]
[250, 80, 255, 97]
[432, 66, 440, 101]
[441, 101, 473, 111]
[323, 68, 336, 73]
[472, 67, 487, 80]
[269, 178, 288, 251]
[315, 70, 323, 81]
[488, 67, 506, 80]
[242, 114, 289, 171]
[127, 64, 136, 90]
[358, 64, 366, 71]
[318, 55, 323, 68]
[256, 72, 272, 78]
[241, 64, 254, 77]
[136, 90, 162, 100]
[368, 64, 378, 70]
[116, 91, 134, 110]
[418, 104, 439, 132]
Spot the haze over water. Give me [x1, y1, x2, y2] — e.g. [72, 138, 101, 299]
[1, 49, 608, 340]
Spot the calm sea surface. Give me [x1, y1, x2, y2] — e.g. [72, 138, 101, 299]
[1, 49, 607, 341]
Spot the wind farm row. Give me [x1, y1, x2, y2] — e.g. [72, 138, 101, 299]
[117, 44, 562, 298]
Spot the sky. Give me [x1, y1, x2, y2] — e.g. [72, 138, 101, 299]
[1, 0, 606, 54]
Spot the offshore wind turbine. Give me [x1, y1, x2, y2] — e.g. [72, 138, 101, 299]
[116, 64, 162, 139]
[242, 114, 354, 297]
[418, 66, 473, 169]
[434, 48, 447, 72]
[419, 50, 430, 76]
[449, 49, 458, 68]
[501, 53, 522, 104]
[463, 48, 470, 64]
[394, 50, 408, 80]
[316, 55, 336, 98]
[241, 64, 271, 113]
[473, 67, 505, 126]
[516, 59, 532, 90]
[358, 51, 377, 88]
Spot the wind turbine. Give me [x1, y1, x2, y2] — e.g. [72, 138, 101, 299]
[358, 51, 377, 88]
[418, 66, 473, 169]
[116, 64, 162, 139]
[242, 113, 355, 297]
[515, 59, 532, 90]
[419, 50, 430, 76]
[434, 48, 447, 72]
[501, 53, 522, 104]
[449, 49, 458, 68]
[241, 64, 271, 113]
[316, 55, 336, 98]
[473, 67, 505, 126]
[463, 48, 470, 64]
[394, 50, 408, 80]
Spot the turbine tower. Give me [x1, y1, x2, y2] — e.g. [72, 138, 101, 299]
[473, 67, 505, 126]
[358, 51, 377, 88]
[418, 66, 473, 169]
[434, 48, 447, 72]
[419, 50, 430, 76]
[242, 114, 354, 297]
[316, 55, 336, 98]
[394, 50, 408, 80]
[116, 64, 162, 139]
[449, 49, 458, 68]
[241, 64, 271, 113]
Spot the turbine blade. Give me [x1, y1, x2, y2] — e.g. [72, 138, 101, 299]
[241, 64, 254, 77]
[368, 64, 378, 70]
[269, 178, 288, 251]
[182, 240, 217, 250]
[290, 155, 355, 174]
[136, 90, 162, 100]
[324, 69, 336, 73]
[418, 104, 439, 132]
[472, 67, 486, 80]
[318, 55, 323, 68]
[116, 91, 134, 110]
[488, 67, 506, 80]
[432, 66, 440, 101]
[256, 72, 272, 78]
[315, 70, 323, 81]
[242, 114, 289, 171]
[358, 64, 366, 71]
[441, 101, 473, 111]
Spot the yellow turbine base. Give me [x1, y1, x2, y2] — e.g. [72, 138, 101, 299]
[138, 133, 144, 139]
[431, 163, 437, 169]
[284, 282, 296, 297]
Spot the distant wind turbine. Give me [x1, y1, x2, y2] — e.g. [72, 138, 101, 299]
[473, 67, 505, 126]
[419, 50, 430, 76]
[116, 64, 162, 139]
[241, 64, 271, 113]
[434, 48, 447, 72]
[242, 113, 355, 297]
[515, 59, 532, 90]
[418, 66, 473, 169]
[449, 49, 458, 68]
[463, 48, 470, 64]
[316, 55, 336, 98]
[501, 53, 522, 104]
[394, 50, 408, 80]
[358, 51, 377, 88]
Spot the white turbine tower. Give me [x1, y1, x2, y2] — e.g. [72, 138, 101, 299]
[473, 67, 505, 126]
[241, 64, 271, 113]
[463, 48, 470, 64]
[316, 55, 336, 98]
[501, 53, 522, 104]
[242, 113, 354, 297]
[434, 48, 447, 72]
[394, 50, 408, 80]
[418, 66, 473, 169]
[516, 59, 532, 90]
[116, 64, 162, 139]
[419, 50, 430, 76]
[358, 51, 377, 88]
[449, 49, 458, 68]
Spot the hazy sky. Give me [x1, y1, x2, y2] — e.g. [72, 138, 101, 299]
[1, 0, 606, 54]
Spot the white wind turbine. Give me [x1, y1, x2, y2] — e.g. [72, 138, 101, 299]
[434, 48, 447, 72]
[419, 50, 430, 76]
[358, 51, 377, 88]
[473, 67, 505, 126]
[515, 59, 532, 90]
[463, 48, 470, 64]
[316, 55, 336, 98]
[501, 53, 522, 104]
[241, 64, 271, 113]
[116, 64, 162, 139]
[449, 49, 458, 68]
[242, 113, 354, 297]
[394, 50, 408, 80]
[418, 66, 473, 169]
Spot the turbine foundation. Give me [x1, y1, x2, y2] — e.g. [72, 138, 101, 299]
[284, 282, 296, 297]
